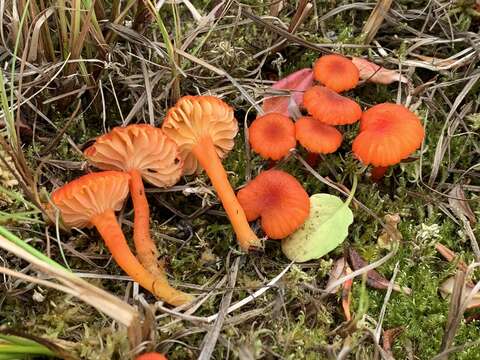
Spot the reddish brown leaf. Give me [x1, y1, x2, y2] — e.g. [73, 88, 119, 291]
[352, 57, 408, 85]
[347, 248, 411, 295]
[326, 257, 347, 294]
[435, 243, 468, 273]
[263, 68, 314, 117]
[342, 265, 353, 321]
[383, 327, 404, 354]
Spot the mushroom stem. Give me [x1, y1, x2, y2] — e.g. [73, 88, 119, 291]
[129, 169, 193, 304]
[192, 136, 261, 251]
[91, 209, 193, 306]
[371, 166, 389, 182]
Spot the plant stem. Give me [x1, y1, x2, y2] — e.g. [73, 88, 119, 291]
[192, 137, 261, 251]
[91, 209, 193, 306]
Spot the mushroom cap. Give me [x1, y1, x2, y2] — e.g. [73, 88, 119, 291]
[135, 353, 168, 360]
[303, 86, 362, 125]
[84, 125, 183, 188]
[50, 171, 130, 228]
[352, 103, 425, 166]
[313, 55, 359, 93]
[162, 96, 238, 175]
[295, 116, 343, 154]
[249, 113, 296, 160]
[237, 170, 310, 239]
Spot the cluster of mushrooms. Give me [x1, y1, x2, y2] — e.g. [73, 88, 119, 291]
[48, 54, 425, 308]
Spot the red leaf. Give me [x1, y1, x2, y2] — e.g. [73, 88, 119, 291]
[351, 57, 408, 85]
[263, 68, 314, 117]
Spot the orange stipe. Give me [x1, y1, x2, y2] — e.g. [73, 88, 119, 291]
[295, 116, 343, 154]
[303, 86, 362, 125]
[313, 55, 359, 93]
[249, 113, 296, 160]
[237, 170, 310, 239]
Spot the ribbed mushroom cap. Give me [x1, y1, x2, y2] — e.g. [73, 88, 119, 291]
[237, 170, 310, 239]
[50, 171, 130, 228]
[249, 113, 296, 160]
[84, 125, 183, 188]
[313, 55, 359, 93]
[352, 103, 425, 166]
[303, 86, 362, 125]
[295, 116, 343, 154]
[162, 96, 238, 175]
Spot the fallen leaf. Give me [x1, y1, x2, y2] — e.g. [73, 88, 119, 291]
[263, 68, 314, 117]
[351, 57, 408, 85]
[325, 257, 347, 294]
[347, 248, 411, 295]
[342, 265, 353, 321]
[435, 243, 468, 273]
[440, 277, 480, 310]
[281, 193, 354, 262]
[448, 185, 476, 225]
[383, 327, 404, 354]
[378, 213, 402, 250]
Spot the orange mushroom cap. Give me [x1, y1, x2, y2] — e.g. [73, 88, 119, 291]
[249, 113, 296, 160]
[352, 103, 425, 166]
[84, 124, 183, 188]
[50, 171, 130, 228]
[303, 86, 362, 125]
[135, 353, 168, 360]
[162, 96, 238, 175]
[295, 116, 343, 154]
[237, 170, 310, 239]
[313, 54, 359, 93]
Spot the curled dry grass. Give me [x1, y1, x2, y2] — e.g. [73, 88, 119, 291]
[0, 0, 479, 359]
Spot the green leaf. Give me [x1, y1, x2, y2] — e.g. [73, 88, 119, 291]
[281, 191, 354, 262]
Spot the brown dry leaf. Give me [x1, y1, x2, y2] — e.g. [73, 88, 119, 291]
[347, 248, 411, 295]
[325, 257, 348, 294]
[435, 243, 468, 273]
[448, 185, 476, 225]
[439, 277, 480, 310]
[351, 57, 408, 85]
[341, 265, 353, 321]
[378, 213, 402, 250]
[383, 327, 404, 355]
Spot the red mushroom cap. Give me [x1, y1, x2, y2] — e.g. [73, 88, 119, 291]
[249, 113, 296, 160]
[303, 86, 362, 125]
[352, 103, 425, 166]
[295, 116, 343, 154]
[237, 170, 310, 239]
[313, 55, 359, 93]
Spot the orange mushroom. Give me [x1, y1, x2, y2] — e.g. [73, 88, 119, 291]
[135, 353, 168, 360]
[237, 170, 310, 239]
[84, 124, 191, 305]
[303, 86, 362, 125]
[352, 103, 425, 181]
[50, 171, 192, 306]
[313, 54, 359, 93]
[162, 95, 261, 251]
[249, 113, 296, 160]
[295, 116, 343, 154]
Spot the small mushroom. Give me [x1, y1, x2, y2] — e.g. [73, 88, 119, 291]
[352, 103, 425, 181]
[313, 54, 359, 93]
[50, 171, 193, 306]
[162, 95, 261, 251]
[249, 113, 296, 160]
[84, 124, 191, 305]
[303, 86, 362, 125]
[237, 170, 310, 239]
[295, 116, 343, 154]
[135, 353, 168, 360]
